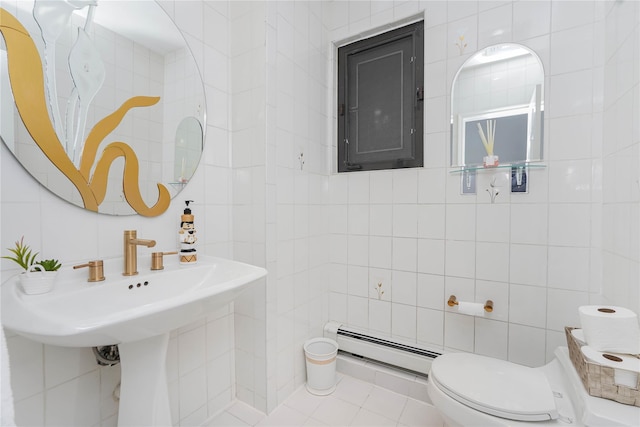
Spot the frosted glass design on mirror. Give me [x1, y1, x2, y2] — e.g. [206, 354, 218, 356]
[451, 44, 544, 168]
[0, 0, 205, 215]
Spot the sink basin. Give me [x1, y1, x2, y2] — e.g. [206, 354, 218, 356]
[2, 254, 266, 426]
[2, 255, 266, 347]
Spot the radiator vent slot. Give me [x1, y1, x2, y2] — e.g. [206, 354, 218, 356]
[325, 322, 442, 375]
[337, 328, 441, 359]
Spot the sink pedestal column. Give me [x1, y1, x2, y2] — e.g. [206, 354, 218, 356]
[117, 332, 171, 426]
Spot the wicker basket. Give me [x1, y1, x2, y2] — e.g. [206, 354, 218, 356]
[565, 326, 640, 407]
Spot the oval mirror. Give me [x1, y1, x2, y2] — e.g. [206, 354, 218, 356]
[0, 0, 205, 216]
[450, 43, 544, 168]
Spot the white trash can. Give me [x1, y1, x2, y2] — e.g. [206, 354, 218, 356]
[303, 337, 338, 395]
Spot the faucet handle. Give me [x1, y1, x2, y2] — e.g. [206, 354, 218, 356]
[151, 252, 178, 271]
[73, 260, 105, 282]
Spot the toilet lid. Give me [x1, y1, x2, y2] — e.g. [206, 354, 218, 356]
[430, 353, 559, 422]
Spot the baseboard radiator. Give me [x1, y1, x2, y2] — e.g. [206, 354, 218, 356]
[323, 321, 441, 376]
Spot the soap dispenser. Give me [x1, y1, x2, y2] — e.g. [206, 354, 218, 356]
[178, 200, 197, 264]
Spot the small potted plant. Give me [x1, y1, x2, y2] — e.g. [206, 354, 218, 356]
[3, 237, 62, 294]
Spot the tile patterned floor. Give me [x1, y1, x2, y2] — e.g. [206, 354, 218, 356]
[206, 373, 445, 426]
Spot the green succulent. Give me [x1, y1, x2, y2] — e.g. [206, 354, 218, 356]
[36, 259, 62, 272]
[3, 237, 62, 272]
[2, 237, 38, 271]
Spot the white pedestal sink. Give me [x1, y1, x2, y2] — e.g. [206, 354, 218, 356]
[2, 255, 266, 426]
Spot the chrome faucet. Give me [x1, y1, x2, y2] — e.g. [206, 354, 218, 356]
[123, 230, 156, 276]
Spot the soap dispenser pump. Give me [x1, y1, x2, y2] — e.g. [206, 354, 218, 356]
[179, 200, 197, 264]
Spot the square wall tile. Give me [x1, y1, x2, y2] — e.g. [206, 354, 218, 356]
[476, 204, 510, 243]
[369, 299, 392, 335]
[417, 239, 445, 275]
[393, 205, 418, 237]
[369, 236, 392, 269]
[45, 372, 100, 426]
[508, 324, 546, 367]
[418, 204, 446, 239]
[179, 366, 208, 419]
[509, 284, 547, 328]
[347, 265, 369, 297]
[417, 168, 446, 203]
[13, 393, 44, 427]
[330, 205, 348, 234]
[478, 3, 513, 47]
[548, 160, 593, 203]
[445, 204, 476, 241]
[547, 246, 590, 291]
[370, 205, 393, 236]
[548, 70, 593, 118]
[417, 273, 445, 310]
[207, 353, 233, 403]
[548, 204, 591, 247]
[329, 292, 348, 324]
[548, 115, 593, 161]
[392, 303, 417, 341]
[444, 312, 474, 352]
[549, 25, 594, 75]
[391, 270, 417, 306]
[370, 171, 393, 203]
[348, 205, 370, 235]
[347, 296, 369, 330]
[510, 204, 548, 245]
[424, 23, 447, 63]
[445, 240, 475, 278]
[207, 315, 233, 361]
[550, 0, 595, 33]
[513, 1, 551, 41]
[510, 244, 548, 286]
[417, 307, 444, 347]
[348, 173, 370, 204]
[475, 242, 509, 283]
[44, 346, 96, 389]
[348, 235, 369, 266]
[392, 238, 418, 272]
[474, 318, 508, 360]
[392, 169, 418, 204]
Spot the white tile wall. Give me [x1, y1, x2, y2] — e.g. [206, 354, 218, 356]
[1, 1, 639, 426]
[327, 0, 639, 371]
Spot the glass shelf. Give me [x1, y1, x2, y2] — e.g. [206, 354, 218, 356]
[449, 162, 546, 174]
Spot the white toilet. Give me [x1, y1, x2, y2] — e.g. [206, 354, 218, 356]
[427, 347, 640, 426]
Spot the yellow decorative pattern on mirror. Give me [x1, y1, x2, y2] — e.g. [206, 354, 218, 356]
[0, 8, 170, 217]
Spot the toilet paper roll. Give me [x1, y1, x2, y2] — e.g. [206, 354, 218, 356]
[578, 306, 640, 354]
[457, 301, 485, 317]
[581, 346, 640, 388]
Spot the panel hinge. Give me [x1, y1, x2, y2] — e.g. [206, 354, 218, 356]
[410, 56, 416, 63]
[410, 128, 415, 135]
[339, 103, 345, 116]
[417, 86, 424, 101]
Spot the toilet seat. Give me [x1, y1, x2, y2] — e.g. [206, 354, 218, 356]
[429, 353, 559, 422]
